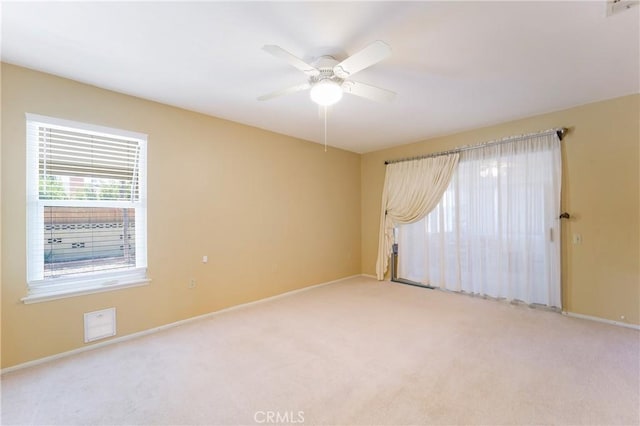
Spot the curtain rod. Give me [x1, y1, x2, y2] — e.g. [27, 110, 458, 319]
[384, 127, 567, 165]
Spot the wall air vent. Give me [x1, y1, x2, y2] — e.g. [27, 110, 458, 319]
[84, 308, 116, 342]
[607, 0, 639, 16]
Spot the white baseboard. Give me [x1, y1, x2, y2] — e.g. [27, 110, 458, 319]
[361, 273, 378, 280]
[562, 311, 640, 330]
[1, 275, 361, 375]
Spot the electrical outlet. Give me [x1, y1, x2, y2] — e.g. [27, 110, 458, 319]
[189, 279, 196, 289]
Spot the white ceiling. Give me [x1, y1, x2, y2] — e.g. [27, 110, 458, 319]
[2, 1, 639, 153]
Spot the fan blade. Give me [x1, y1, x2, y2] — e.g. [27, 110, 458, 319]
[257, 82, 311, 101]
[342, 80, 396, 103]
[333, 40, 391, 78]
[262, 45, 320, 77]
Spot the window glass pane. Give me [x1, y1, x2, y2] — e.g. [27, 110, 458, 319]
[43, 206, 136, 279]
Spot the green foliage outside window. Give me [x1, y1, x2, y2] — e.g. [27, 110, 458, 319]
[39, 175, 129, 201]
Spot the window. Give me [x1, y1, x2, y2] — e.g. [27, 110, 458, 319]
[25, 114, 148, 302]
[397, 134, 561, 308]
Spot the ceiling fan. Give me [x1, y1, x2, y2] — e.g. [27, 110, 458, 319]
[258, 40, 396, 106]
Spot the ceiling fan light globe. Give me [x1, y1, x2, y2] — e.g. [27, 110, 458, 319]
[310, 80, 343, 106]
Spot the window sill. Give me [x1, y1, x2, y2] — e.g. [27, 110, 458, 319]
[22, 278, 151, 304]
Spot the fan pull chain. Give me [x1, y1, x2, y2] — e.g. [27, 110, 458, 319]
[323, 105, 328, 152]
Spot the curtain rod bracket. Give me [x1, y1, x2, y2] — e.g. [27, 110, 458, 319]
[557, 128, 567, 141]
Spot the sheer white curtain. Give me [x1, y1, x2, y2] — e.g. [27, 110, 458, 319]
[376, 154, 459, 280]
[397, 133, 562, 307]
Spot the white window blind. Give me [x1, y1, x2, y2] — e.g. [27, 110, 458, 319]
[38, 127, 141, 199]
[26, 114, 148, 301]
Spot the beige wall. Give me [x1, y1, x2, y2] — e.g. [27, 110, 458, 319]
[361, 94, 640, 326]
[2, 63, 638, 369]
[1, 63, 362, 368]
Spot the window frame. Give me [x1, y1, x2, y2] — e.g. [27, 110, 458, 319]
[24, 113, 149, 303]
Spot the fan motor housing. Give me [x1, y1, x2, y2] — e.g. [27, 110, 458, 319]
[311, 55, 343, 84]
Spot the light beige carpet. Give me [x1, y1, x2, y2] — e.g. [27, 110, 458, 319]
[1, 276, 639, 425]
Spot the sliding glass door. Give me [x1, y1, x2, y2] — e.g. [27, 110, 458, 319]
[397, 134, 561, 308]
